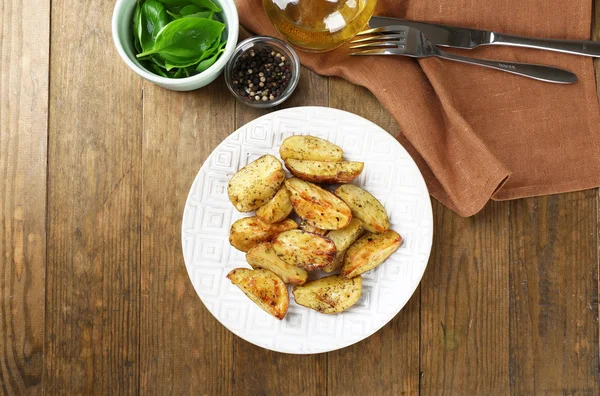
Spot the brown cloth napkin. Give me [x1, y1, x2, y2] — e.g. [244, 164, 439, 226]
[237, 0, 600, 216]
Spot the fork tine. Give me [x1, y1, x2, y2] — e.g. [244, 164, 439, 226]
[349, 48, 399, 56]
[356, 26, 409, 36]
[356, 26, 394, 35]
[350, 34, 405, 44]
[349, 42, 399, 49]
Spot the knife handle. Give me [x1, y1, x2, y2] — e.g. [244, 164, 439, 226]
[491, 33, 600, 57]
[438, 52, 578, 84]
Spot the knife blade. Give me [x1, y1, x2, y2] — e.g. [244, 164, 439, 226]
[368, 16, 600, 57]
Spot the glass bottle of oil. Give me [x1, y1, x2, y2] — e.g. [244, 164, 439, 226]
[263, 0, 377, 52]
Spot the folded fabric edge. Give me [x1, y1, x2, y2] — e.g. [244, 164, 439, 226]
[428, 168, 511, 217]
[491, 176, 600, 201]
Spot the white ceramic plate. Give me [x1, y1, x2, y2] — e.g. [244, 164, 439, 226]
[182, 107, 433, 354]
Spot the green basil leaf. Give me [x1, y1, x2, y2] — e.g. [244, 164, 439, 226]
[150, 55, 167, 68]
[166, 10, 181, 19]
[139, 0, 170, 52]
[196, 40, 226, 72]
[184, 65, 196, 76]
[166, 5, 183, 13]
[136, 18, 225, 68]
[184, 11, 214, 19]
[180, 4, 202, 15]
[156, 0, 220, 12]
[195, 51, 218, 72]
[196, 34, 221, 62]
[149, 62, 169, 77]
[172, 68, 186, 78]
[133, 1, 143, 52]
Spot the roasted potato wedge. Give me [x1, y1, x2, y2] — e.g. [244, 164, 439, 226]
[285, 178, 352, 230]
[229, 217, 298, 252]
[299, 218, 328, 236]
[256, 187, 293, 224]
[227, 268, 289, 320]
[272, 230, 336, 271]
[279, 135, 343, 161]
[246, 243, 308, 285]
[334, 184, 390, 233]
[228, 154, 286, 212]
[285, 159, 364, 184]
[341, 230, 402, 278]
[293, 274, 362, 314]
[322, 218, 365, 273]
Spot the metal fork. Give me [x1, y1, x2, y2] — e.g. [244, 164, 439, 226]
[350, 26, 577, 84]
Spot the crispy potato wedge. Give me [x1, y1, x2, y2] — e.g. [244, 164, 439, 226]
[293, 274, 362, 314]
[285, 159, 364, 184]
[279, 135, 343, 161]
[229, 217, 298, 252]
[227, 268, 289, 320]
[322, 218, 365, 273]
[341, 230, 402, 278]
[246, 243, 308, 285]
[334, 184, 390, 233]
[299, 218, 328, 236]
[256, 187, 293, 224]
[228, 154, 286, 212]
[285, 178, 352, 230]
[272, 230, 336, 271]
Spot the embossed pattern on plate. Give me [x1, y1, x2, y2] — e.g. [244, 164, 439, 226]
[182, 107, 433, 354]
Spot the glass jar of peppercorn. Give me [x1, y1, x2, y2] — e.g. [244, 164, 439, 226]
[225, 36, 300, 108]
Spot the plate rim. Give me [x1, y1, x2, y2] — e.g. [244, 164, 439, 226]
[181, 106, 433, 354]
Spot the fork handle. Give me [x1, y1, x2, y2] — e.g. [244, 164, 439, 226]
[437, 52, 577, 84]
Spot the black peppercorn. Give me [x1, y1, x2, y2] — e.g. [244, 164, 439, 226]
[230, 44, 293, 103]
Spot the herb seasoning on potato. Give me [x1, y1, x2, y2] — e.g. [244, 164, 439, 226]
[285, 159, 364, 184]
[280, 135, 343, 161]
[299, 219, 328, 235]
[285, 178, 352, 230]
[227, 268, 289, 320]
[293, 275, 362, 314]
[341, 230, 402, 278]
[246, 242, 308, 285]
[224, 135, 402, 319]
[229, 216, 297, 252]
[334, 184, 390, 233]
[322, 218, 364, 273]
[256, 186, 293, 223]
[228, 154, 286, 212]
[272, 230, 336, 271]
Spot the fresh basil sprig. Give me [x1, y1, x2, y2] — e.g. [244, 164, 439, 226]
[138, 0, 170, 51]
[132, 0, 226, 79]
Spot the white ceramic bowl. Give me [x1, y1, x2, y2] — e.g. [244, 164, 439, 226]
[112, 0, 239, 91]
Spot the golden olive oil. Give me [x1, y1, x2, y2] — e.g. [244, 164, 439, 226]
[263, 0, 377, 52]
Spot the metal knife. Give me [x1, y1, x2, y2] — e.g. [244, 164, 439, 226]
[368, 16, 600, 57]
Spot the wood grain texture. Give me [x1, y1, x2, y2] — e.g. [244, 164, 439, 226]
[595, 0, 600, 98]
[139, 82, 235, 396]
[509, 192, 600, 395]
[420, 200, 510, 395]
[45, 0, 142, 393]
[231, 68, 329, 396]
[327, 79, 421, 396]
[0, 0, 50, 393]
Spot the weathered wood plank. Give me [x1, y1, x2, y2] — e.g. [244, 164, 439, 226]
[0, 0, 50, 393]
[420, 200, 510, 395]
[45, 0, 142, 393]
[231, 68, 329, 396]
[326, 79, 421, 396]
[139, 82, 235, 395]
[509, 192, 600, 394]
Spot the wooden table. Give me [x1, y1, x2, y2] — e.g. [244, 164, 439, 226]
[2, 0, 600, 394]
